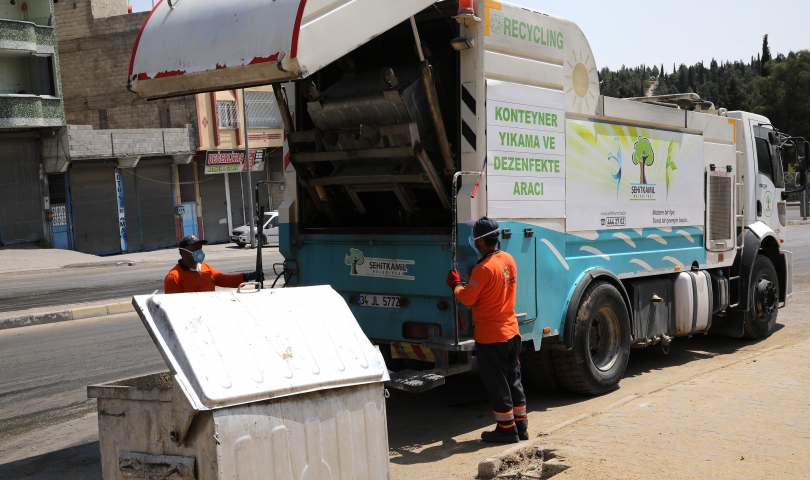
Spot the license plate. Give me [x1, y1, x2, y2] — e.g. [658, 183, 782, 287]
[357, 294, 402, 309]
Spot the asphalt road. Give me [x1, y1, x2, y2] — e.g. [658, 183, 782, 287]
[0, 250, 285, 313]
[1, 225, 809, 479]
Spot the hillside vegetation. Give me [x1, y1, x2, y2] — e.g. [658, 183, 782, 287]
[598, 35, 810, 143]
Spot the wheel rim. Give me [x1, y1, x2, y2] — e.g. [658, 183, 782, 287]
[755, 274, 777, 319]
[588, 307, 620, 372]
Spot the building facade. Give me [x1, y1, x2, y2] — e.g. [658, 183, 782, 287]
[0, 0, 66, 247]
[47, 0, 284, 255]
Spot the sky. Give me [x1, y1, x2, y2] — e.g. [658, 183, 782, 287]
[128, 0, 809, 71]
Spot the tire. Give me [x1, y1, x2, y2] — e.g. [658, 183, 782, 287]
[742, 255, 779, 340]
[519, 348, 563, 392]
[550, 281, 631, 395]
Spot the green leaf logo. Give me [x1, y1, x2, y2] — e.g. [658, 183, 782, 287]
[665, 141, 677, 199]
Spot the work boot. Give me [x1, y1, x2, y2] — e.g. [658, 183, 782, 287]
[481, 428, 519, 444]
[518, 429, 529, 441]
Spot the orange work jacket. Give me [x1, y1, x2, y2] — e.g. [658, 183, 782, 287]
[453, 250, 519, 344]
[164, 261, 245, 294]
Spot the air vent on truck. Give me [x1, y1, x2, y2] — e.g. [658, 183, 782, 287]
[707, 174, 734, 251]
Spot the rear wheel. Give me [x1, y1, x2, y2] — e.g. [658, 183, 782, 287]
[742, 255, 779, 339]
[551, 281, 630, 395]
[519, 347, 563, 392]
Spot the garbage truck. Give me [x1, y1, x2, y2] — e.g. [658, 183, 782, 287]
[128, 0, 809, 395]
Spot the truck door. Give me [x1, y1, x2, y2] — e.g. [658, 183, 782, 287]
[751, 122, 785, 235]
[499, 226, 538, 331]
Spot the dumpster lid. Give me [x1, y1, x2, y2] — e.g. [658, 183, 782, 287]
[128, 0, 439, 99]
[133, 286, 389, 410]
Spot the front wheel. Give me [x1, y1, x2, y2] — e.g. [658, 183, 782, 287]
[551, 281, 631, 395]
[742, 255, 779, 339]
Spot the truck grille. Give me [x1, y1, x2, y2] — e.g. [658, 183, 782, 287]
[708, 175, 732, 241]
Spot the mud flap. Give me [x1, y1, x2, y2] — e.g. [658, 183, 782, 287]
[709, 312, 745, 337]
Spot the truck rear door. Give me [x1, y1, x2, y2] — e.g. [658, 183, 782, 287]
[128, 0, 439, 99]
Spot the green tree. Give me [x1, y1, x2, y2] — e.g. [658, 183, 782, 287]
[721, 76, 747, 111]
[761, 34, 772, 76]
[753, 50, 810, 144]
[344, 248, 365, 275]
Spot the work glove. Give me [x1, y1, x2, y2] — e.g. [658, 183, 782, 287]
[446, 270, 461, 289]
[244, 271, 261, 282]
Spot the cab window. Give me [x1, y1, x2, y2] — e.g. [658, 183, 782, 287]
[756, 137, 773, 180]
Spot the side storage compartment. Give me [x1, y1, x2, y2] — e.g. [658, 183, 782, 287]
[625, 277, 674, 345]
[672, 271, 713, 336]
[708, 270, 730, 313]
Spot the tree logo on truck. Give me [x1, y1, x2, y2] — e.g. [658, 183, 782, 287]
[632, 137, 655, 184]
[345, 248, 365, 275]
[345, 249, 415, 280]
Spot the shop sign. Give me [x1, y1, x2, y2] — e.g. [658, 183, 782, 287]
[204, 149, 266, 174]
[114, 168, 128, 252]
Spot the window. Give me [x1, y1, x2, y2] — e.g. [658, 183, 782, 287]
[216, 100, 239, 129]
[35, 56, 55, 96]
[756, 137, 773, 180]
[244, 91, 283, 128]
[47, 174, 66, 204]
[755, 137, 786, 187]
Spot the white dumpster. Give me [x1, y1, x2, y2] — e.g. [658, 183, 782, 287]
[88, 286, 390, 480]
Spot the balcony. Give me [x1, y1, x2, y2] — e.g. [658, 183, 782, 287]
[0, 94, 64, 128]
[0, 18, 56, 54]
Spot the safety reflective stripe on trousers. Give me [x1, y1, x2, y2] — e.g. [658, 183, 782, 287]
[461, 82, 477, 152]
[493, 410, 514, 422]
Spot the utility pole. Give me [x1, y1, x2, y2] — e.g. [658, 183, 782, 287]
[242, 89, 256, 247]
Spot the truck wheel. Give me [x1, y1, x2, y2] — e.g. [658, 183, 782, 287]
[551, 281, 630, 395]
[519, 348, 563, 392]
[742, 255, 779, 340]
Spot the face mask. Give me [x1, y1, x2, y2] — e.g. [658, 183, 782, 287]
[182, 248, 205, 264]
[468, 234, 481, 258]
[468, 228, 499, 259]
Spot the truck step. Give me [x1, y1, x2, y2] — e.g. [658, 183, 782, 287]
[386, 369, 445, 393]
[423, 337, 476, 351]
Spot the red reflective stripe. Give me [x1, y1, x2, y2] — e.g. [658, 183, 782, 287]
[129, 0, 164, 77]
[290, 0, 308, 58]
[412, 345, 428, 361]
[497, 422, 516, 429]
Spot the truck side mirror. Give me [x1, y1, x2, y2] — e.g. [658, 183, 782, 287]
[797, 171, 808, 187]
[799, 140, 810, 171]
[768, 131, 779, 145]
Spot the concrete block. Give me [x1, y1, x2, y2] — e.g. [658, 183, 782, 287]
[478, 458, 501, 479]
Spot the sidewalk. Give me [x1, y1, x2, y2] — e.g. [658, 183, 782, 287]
[0, 243, 274, 275]
[529, 339, 810, 479]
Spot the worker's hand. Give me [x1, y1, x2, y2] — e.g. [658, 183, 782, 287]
[446, 270, 461, 289]
[244, 271, 261, 282]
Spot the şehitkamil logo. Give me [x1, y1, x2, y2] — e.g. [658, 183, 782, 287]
[630, 137, 657, 201]
[344, 248, 415, 281]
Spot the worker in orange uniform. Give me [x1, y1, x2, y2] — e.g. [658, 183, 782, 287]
[446, 217, 527, 444]
[164, 235, 260, 294]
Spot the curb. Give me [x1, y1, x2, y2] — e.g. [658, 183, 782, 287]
[0, 301, 134, 331]
[787, 219, 810, 226]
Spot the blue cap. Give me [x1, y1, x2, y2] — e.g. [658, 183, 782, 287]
[179, 235, 208, 248]
[465, 216, 500, 240]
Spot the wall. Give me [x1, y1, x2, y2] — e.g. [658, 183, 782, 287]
[54, 0, 197, 131]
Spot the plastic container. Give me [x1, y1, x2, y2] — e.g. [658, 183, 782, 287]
[88, 286, 390, 480]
